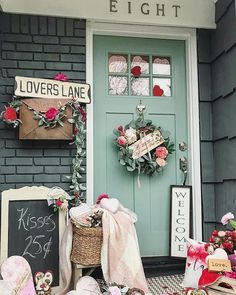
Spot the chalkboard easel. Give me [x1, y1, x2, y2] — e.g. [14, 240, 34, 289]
[1, 186, 66, 293]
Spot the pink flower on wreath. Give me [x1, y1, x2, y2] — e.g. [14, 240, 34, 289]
[45, 107, 59, 121]
[54, 72, 68, 81]
[221, 212, 234, 225]
[117, 136, 127, 146]
[155, 146, 168, 159]
[117, 125, 125, 136]
[3, 106, 17, 122]
[60, 200, 68, 210]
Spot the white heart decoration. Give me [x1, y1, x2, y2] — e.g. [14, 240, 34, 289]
[1, 256, 36, 295]
[206, 248, 228, 263]
[66, 276, 102, 295]
[100, 198, 120, 213]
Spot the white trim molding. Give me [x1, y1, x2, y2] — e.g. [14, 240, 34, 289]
[86, 22, 202, 241]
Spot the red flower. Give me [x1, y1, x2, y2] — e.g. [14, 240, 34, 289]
[117, 125, 125, 136]
[117, 136, 127, 146]
[153, 85, 164, 96]
[131, 66, 141, 77]
[212, 230, 218, 237]
[208, 236, 216, 243]
[77, 106, 87, 122]
[222, 241, 233, 252]
[55, 199, 63, 207]
[3, 106, 17, 122]
[96, 193, 109, 204]
[45, 107, 59, 121]
[54, 72, 68, 81]
[231, 231, 236, 240]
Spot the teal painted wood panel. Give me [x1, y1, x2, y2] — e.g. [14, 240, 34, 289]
[93, 35, 187, 256]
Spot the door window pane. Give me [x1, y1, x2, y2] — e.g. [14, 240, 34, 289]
[109, 54, 128, 73]
[153, 78, 171, 96]
[131, 55, 149, 74]
[131, 78, 149, 96]
[109, 76, 128, 95]
[153, 57, 171, 75]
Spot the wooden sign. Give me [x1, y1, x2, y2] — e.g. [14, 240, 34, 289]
[1, 186, 66, 293]
[14, 76, 91, 103]
[129, 130, 164, 159]
[170, 185, 192, 258]
[208, 258, 232, 272]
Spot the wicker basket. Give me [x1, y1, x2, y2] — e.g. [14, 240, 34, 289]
[71, 224, 103, 266]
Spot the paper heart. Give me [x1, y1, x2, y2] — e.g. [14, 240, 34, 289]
[35, 270, 53, 292]
[206, 248, 228, 263]
[100, 198, 120, 213]
[198, 268, 222, 287]
[1, 256, 36, 295]
[153, 85, 164, 96]
[66, 276, 102, 295]
[131, 66, 141, 77]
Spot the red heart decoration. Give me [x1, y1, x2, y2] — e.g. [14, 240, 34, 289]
[198, 268, 222, 287]
[131, 66, 141, 77]
[153, 85, 164, 96]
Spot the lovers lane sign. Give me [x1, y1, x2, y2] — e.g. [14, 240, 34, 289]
[14, 76, 91, 103]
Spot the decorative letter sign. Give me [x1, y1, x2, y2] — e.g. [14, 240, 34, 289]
[15, 76, 91, 103]
[170, 185, 192, 258]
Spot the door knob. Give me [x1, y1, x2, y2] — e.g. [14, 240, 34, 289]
[179, 142, 187, 151]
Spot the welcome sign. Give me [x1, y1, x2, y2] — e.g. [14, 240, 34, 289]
[0, 0, 216, 29]
[15, 76, 91, 103]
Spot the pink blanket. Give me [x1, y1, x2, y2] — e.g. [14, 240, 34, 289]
[101, 210, 149, 293]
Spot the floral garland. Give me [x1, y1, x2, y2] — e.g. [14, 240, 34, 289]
[67, 99, 87, 205]
[0, 97, 22, 127]
[114, 117, 174, 176]
[33, 105, 67, 128]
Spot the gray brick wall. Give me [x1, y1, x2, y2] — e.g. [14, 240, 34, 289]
[198, 0, 236, 240]
[0, 13, 86, 194]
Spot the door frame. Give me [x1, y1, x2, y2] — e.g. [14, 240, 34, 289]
[86, 21, 203, 242]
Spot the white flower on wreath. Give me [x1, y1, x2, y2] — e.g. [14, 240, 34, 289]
[156, 158, 166, 167]
[125, 127, 137, 145]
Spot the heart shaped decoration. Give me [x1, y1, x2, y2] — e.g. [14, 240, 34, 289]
[100, 198, 120, 213]
[206, 248, 228, 263]
[153, 85, 164, 96]
[1, 256, 36, 295]
[131, 66, 141, 77]
[35, 271, 53, 294]
[198, 268, 222, 287]
[66, 276, 102, 295]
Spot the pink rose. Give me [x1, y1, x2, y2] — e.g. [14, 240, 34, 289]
[221, 212, 234, 225]
[55, 199, 63, 207]
[108, 286, 122, 295]
[61, 200, 68, 210]
[54, 72, 68, 81]
[156, 158, 166, 167]
[155, 146, 168, 159]
[117, 136, 127, 146]
[45, 107, 59, 121]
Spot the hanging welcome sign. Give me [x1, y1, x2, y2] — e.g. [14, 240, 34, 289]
[14, 76, 91, 103]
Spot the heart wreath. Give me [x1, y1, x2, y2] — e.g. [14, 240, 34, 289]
[113, 117, 174, 176]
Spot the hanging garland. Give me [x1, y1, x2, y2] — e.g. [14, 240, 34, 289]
[113, 117, 174, 176]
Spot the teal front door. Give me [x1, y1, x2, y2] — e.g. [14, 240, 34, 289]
[93, 35, 187, 257]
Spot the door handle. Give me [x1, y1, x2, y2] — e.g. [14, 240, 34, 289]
[179, 141, 188, 151]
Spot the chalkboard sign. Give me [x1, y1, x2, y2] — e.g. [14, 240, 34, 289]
[1, 186, 66, 293]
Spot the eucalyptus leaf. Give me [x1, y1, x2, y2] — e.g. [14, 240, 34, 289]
[68, 118, 75, 124]
[127, 166, 135, 172]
